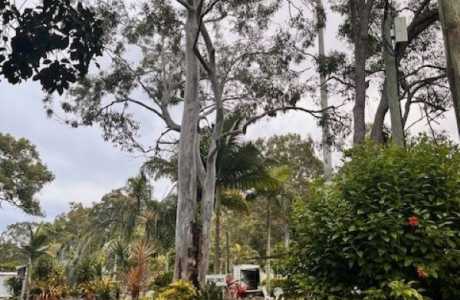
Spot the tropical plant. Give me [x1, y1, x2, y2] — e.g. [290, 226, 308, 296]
[155, 280, 197, 300]
[31, 256, 68, 300]
[4, 223, 51, 300]
[212, 127, 276, 273]
[6, 276, 22, 300]
[79, 277, 118, 300]
[126, 240, 154, 300]
[199, 283, 223, 300]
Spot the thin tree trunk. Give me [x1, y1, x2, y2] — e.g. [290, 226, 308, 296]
[383, 2, 405, 146]
[174, 1, 201, 285]
[198, 23, 225, 287]
[370, 81, 389, 143]
[21, 258, 32, 300]
[214, 187, 222, 273]
[283, 223, 290, 249]
[438, 0, 460, 138]
[225, 231, 230, 274]
[266, 200, 272, 294]
[200, 155, 218, 285]
[316, 0, 333, 177]
[20, 264, 28, 300]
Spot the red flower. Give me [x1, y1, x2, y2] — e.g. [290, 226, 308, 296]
[416, 266, 428, 279]
[237, 283, 247, 297]
[408, 216, 419, 227]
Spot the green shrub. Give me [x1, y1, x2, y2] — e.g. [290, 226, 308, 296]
[155, 280, 197, 300]
[73, 256, 103, 285]
[150, 271, 173, 291]
[281, 140, 460, 299]
[91, 277, 118, 300]
[199, 283, 223, 300]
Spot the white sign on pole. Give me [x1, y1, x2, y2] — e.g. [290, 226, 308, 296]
[394, 17, 408, 43]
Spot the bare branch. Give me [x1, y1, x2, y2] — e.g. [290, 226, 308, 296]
[201, 0, 223, 18]
[227, 105, 341, 137]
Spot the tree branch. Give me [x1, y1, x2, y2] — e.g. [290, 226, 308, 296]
[227, 105, 340, 137]
[175, 0, 192, 10]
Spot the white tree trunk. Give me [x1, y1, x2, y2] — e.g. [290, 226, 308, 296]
[174, 2, 201, 284]
[438, 0, 460, 138]
[197, 23, 225, 286]
[383, 3, 405, 146]
[20, 266, 27, 300]
[175, 1, 224, 287]
[20, 258, 31, 300]
[316, 0, 333, 178]
[214, 188, 222, 273]
[198, 88, 224, 286]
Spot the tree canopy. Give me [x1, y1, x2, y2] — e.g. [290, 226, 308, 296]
[0, 0, 104, 94]
[0, 133, 53, 215]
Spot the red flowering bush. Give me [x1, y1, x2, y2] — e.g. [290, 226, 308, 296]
[407, 216, 419, 227]
[280, 139, 460, 300]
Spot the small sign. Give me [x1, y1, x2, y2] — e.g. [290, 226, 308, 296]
[205, 274, 227, 287]
[394, 17, 408, 43]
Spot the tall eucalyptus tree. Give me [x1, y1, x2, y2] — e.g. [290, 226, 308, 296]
[315, 0, 333, 176]
[47, 0, 327, 286]
[438, 0, 460, 137]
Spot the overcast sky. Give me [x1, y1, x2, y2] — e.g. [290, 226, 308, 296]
[0, 2, 458, 231]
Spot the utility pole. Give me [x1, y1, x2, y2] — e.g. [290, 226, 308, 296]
[383, 1, 405, 146]
[316, 0, 333, 178]
[438, 0, 460, 138]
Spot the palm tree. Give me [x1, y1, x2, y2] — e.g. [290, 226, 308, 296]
[254, 166, 290, 293]
[142, 116, 277, 274]
[18, 223, 49, 300]
[213, 137, 276, 273]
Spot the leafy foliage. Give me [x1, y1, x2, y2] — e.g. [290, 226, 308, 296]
[6, 276, 22, 299]
[0, 0, 104, 94]
[281, 139, 460, 299]
[155, 280, 197, 300]
[31, 255, 69, 300]
[256, 134, 324, 194]
[0, 133, 54, 215]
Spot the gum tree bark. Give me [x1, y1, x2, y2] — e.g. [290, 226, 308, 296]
[316, 0, 333, 177]
[383, 2, 405, 146]
[370, 2, 439, 141]
[350, 0, 376, 144]
[197, 23, 225, 285]
[370, 83, 389, 143]
[175, 0, 201, 285]
[438, 0, 460, 137]
[214, 188, 222, 273]
[174, 1, 224, 286]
